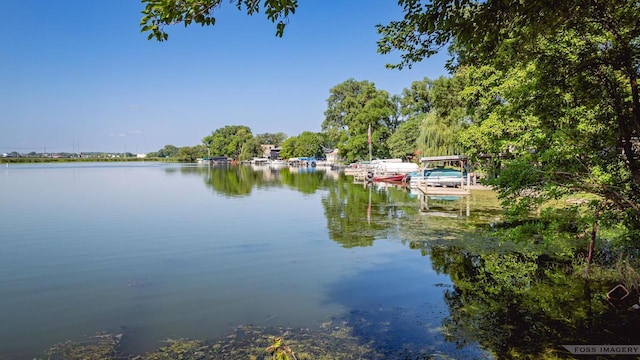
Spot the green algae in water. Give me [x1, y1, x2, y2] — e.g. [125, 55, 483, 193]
[39, 322, 463, 360]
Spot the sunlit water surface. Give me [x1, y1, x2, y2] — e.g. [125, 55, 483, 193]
[0, 162, 491, 359]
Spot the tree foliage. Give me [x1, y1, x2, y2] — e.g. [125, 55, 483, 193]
[417, 74, 468, 157]
[322, 79, 395, 163]
[387, 116, 420, 161]
[140, 0, 298, 41]
[279, 131, 325, 159]
[254, 132, 287, 147]
[148, 144, 180, 158]
[279, 135, 296, 160]
[177, 144, 207, 162]
[203, 125, 254, 160]
[399, 77, 433, 117]
[294, 131, 325, 158]
[380, 0, 640, 229]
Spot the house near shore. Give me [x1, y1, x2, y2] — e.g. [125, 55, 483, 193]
[259, 144, 283, 160]
[325, 149, 339, 164]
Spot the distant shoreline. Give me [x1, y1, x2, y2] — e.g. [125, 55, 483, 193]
[0, 157, 170, 164]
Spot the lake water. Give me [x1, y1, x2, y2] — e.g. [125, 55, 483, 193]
[1, 162, 635, 359]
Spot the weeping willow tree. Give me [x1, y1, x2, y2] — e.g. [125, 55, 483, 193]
[416, 74, 468, 157]
[417, 110, 466, 156]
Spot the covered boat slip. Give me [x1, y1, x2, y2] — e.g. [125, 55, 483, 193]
[415, 155, 472, 195]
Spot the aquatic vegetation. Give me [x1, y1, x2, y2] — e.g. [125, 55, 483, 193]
[41, 323, 432, 360]
[44, 332, 121, 360]
[265, 337, 297, 360]
[141, 338, 209, 359]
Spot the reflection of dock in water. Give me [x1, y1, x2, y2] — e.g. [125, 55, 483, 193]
[416, 185, 470, 196]
[416, 186, 470, 217]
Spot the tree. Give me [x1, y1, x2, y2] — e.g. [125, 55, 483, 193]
[239, 137, 262, 160]
[150, 144, 179, 158]
[417, 75, 468, 157]
[279, 135, 296, 160]
[322, 79, 395, 163]
[203, 125, 254, 160]
[277, 131, 324, 159]
[254, 132, 287, 147]
[176, 145, 207, 162]
[400, 77, 433, 117]
[388, 116, 420, 161]
[294, 131, 325, 158]
[379, 0, 640, 231]
[140, 0, 298, 41]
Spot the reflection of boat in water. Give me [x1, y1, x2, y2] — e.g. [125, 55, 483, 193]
[269, 160, 287, 169]
[427, 195, 461, 201]
[289, 166, 317, 173]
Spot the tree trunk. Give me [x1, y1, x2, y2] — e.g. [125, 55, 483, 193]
[586, 208, 599, 278]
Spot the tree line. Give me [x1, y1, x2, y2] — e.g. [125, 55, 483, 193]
[149, 75, 466, 164]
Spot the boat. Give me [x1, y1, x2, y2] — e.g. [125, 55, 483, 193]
[372, 173, 409, 183]
[250, 157, 270, 165]
[409, 168, 466, 188]
[197, 156, 229, 165]
[372, 161, 419, 175]
[344, 161, 371, 176]
[366, 161, 417, 183]
[293, 157, 317, 167]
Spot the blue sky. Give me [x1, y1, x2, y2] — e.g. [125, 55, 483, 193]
[1, 1, 449, 153]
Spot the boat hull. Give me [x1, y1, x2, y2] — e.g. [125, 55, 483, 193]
[409, 169, 466, 187]
[372, 174, 408, 183]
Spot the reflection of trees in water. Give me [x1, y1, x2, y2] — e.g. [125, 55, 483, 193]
[177, 165, 269, 197]
[168, 165, 639, 357]
[425, 244, 640, 359]
[278, 168, 332, 194]
[322, 182, 640, 359]
[181, 164, 421, 248]
[175, 165, 336, 197]
[321, 182, 418, 248]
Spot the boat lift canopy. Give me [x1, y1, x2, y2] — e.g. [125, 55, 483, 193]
[419, 155, 469, 170]
[419, 155, 468, 164]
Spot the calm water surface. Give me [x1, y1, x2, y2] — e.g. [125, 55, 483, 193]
[7, 162, 634, 359]
[0, 162, 492, 358]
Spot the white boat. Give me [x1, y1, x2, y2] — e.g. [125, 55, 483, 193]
[409, 168, 466, 188]
[344, 161, 371, 176]
[372, 162, 418, 175]
[250, 157, 271, 165]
